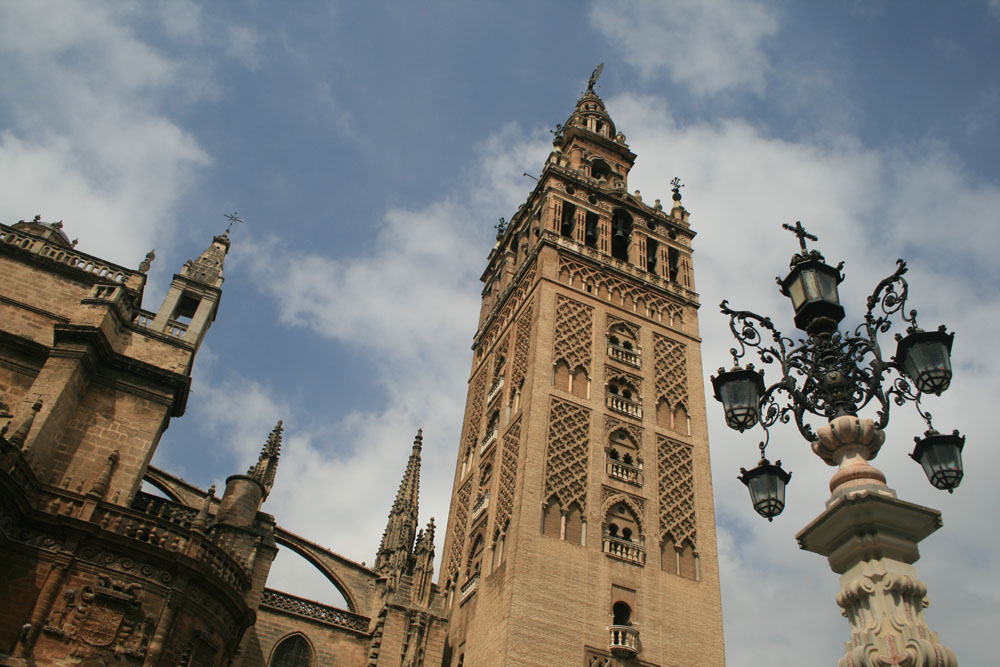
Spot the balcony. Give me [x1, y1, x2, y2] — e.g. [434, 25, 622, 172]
[480, 427, 498, 454]
[486, 376, 505, 405]
[607, 343, 640, 368]
[606, 460, 643, 486]
[607, 395, 642, 419]
[603, 535, 645, 565]
[471, 492, 490, 522]
[460, 573, 480, 602]
[609, 625, 639, 657]
[165, 319, 189, 339]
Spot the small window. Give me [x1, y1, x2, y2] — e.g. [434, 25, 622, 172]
[591, 159, 612, 180]
[560, 202, 576, 239]
[585, 212, 599, 248]
[611, 210, 633, 261]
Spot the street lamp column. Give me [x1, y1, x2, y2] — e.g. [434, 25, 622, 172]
[711, 222, 961, 666]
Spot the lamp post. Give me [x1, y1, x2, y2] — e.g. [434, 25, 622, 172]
[711, 222, 961, 666]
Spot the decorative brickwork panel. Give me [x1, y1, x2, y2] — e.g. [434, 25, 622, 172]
[657, 435, 696, 549]
[553, 295, 593, 372]
[478, 264, 537, 354]
[559, 255, 684, 327]
[543, 398, 591, 511]
[464, 371, 489, 454]
[510, 299, 534, 390]
[653, 334, 688, 410]
[447, 479, 473, 583]
[494, 419, 521, 535]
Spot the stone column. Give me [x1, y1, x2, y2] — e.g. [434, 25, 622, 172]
[796, 415, 958, 666]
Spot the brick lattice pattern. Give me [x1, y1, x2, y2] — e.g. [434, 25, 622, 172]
[657, 434, 697, 549]
[553, 295, 593, 372]
[510, 299, 534, 390]
[493, 419, 521, 536]
[447, 479, 473, 583]
[653, 334, 688, 410]
[559, 256, 684, 327]
[542, 397, 591, 510]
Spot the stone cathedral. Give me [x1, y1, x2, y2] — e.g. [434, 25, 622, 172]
[0, 80, 725, 666]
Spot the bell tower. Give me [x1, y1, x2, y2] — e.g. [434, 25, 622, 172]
[438, 71, 726, 666]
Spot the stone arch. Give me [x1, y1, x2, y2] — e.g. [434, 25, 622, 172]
[274, 528, 364, 613]
[268, 632, 314, 667]
[600, 493, 646, 538]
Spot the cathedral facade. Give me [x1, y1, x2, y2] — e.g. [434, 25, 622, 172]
[0, 83, 724, 666]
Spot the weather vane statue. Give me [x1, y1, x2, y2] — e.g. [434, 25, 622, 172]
[587, 63, 604, 92]
[224, 212, 244, 233]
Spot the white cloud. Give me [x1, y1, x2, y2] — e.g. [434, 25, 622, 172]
[590, 0, 778, 96]
[0, 1, 210, 268]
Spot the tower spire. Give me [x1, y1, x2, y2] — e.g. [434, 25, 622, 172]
[374, 429, 423, 574]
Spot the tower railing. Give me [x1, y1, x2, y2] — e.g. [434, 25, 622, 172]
[607, 343, 640, 367]
[603, 534, 645, 565]
[480, 426, 498, 454]
[607, 395, 643, 419]
[471, 492, 490, 521]
[460, 573, 480, 602]
[606, 459, 643, 486]
[609, 625, 639, 656]
[486, 376, 505, 405]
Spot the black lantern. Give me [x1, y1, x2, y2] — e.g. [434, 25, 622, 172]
[711, 366, 765, 432]
[895, 326, 954, 395]
[738, 459, 792, 521]
[910, 429, 964, 492]
[780, 256, 845, 333]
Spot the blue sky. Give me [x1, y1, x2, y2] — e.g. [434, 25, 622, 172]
[2, 2, 998, 665]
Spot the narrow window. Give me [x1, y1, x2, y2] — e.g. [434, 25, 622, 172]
[646, 238, 659, 273]
[611, 210, 632, 261]
[668, 247, 681, 282]
[585, 212, 599, 248]
[561, 202, 576, 239]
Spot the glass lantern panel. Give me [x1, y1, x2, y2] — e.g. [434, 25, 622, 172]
[918, 441, 964, 491]
[904, 340, 953, 394]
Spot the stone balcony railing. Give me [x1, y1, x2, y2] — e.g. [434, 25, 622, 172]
[135, 309, 156, 328]
[0, 224, 132, 283]
[607, 395, 642, 419]
[471, 492, 490, 521]
[603, 535, 645, 565]
[480, 427, 498, 454]
[609, 625, 639, 657]
[486, 376, 505, 405]
[606, 460, 643, 486]
[460, 573, 480, 602]
[607, 343, 640, 368]
[260, 589, 369, 633]
[165, 319, 189, 339]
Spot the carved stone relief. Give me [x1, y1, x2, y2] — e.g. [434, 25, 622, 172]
[553, 295, 593, 372]
[543, 398, 591, 511]
[657, 435, 696, 549]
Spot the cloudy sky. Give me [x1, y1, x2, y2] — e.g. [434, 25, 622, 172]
[2, 1, 998, 664]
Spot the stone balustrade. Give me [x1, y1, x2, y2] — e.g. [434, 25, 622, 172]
[480, 427, 498, 454]
[607, 395, 642, 419]
[486, 376, 505, 404]
[165, 319, 189, 339]
[606, 460, 642, 486]
[0, 225, 132, 283]
[260, 589, 369, 633]
[460, 573, 480, 602]
[471, 492, 490, 521]
[609, 625, 639, 656]
[607, 343, 640, 367]
[603, 535, 645, 565]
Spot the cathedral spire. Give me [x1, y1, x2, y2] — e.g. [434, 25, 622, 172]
[374, 429, 423, 574]
[248, 420, 282, 499]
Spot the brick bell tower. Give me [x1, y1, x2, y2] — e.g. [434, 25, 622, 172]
[438, 71, 726, 666]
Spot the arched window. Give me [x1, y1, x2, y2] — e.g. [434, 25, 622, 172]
[611, 209, 633, 262]
[591, 159, 612, 180]
[270, 635, 312, 667]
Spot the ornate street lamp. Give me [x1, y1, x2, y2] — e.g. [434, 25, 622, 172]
[711, 222, 962, 665]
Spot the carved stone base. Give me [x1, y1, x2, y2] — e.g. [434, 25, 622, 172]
[835, 559, 956, 667]
[798, 490, 957, 666]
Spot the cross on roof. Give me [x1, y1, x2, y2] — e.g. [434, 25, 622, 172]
[782, 221, 817, 253]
